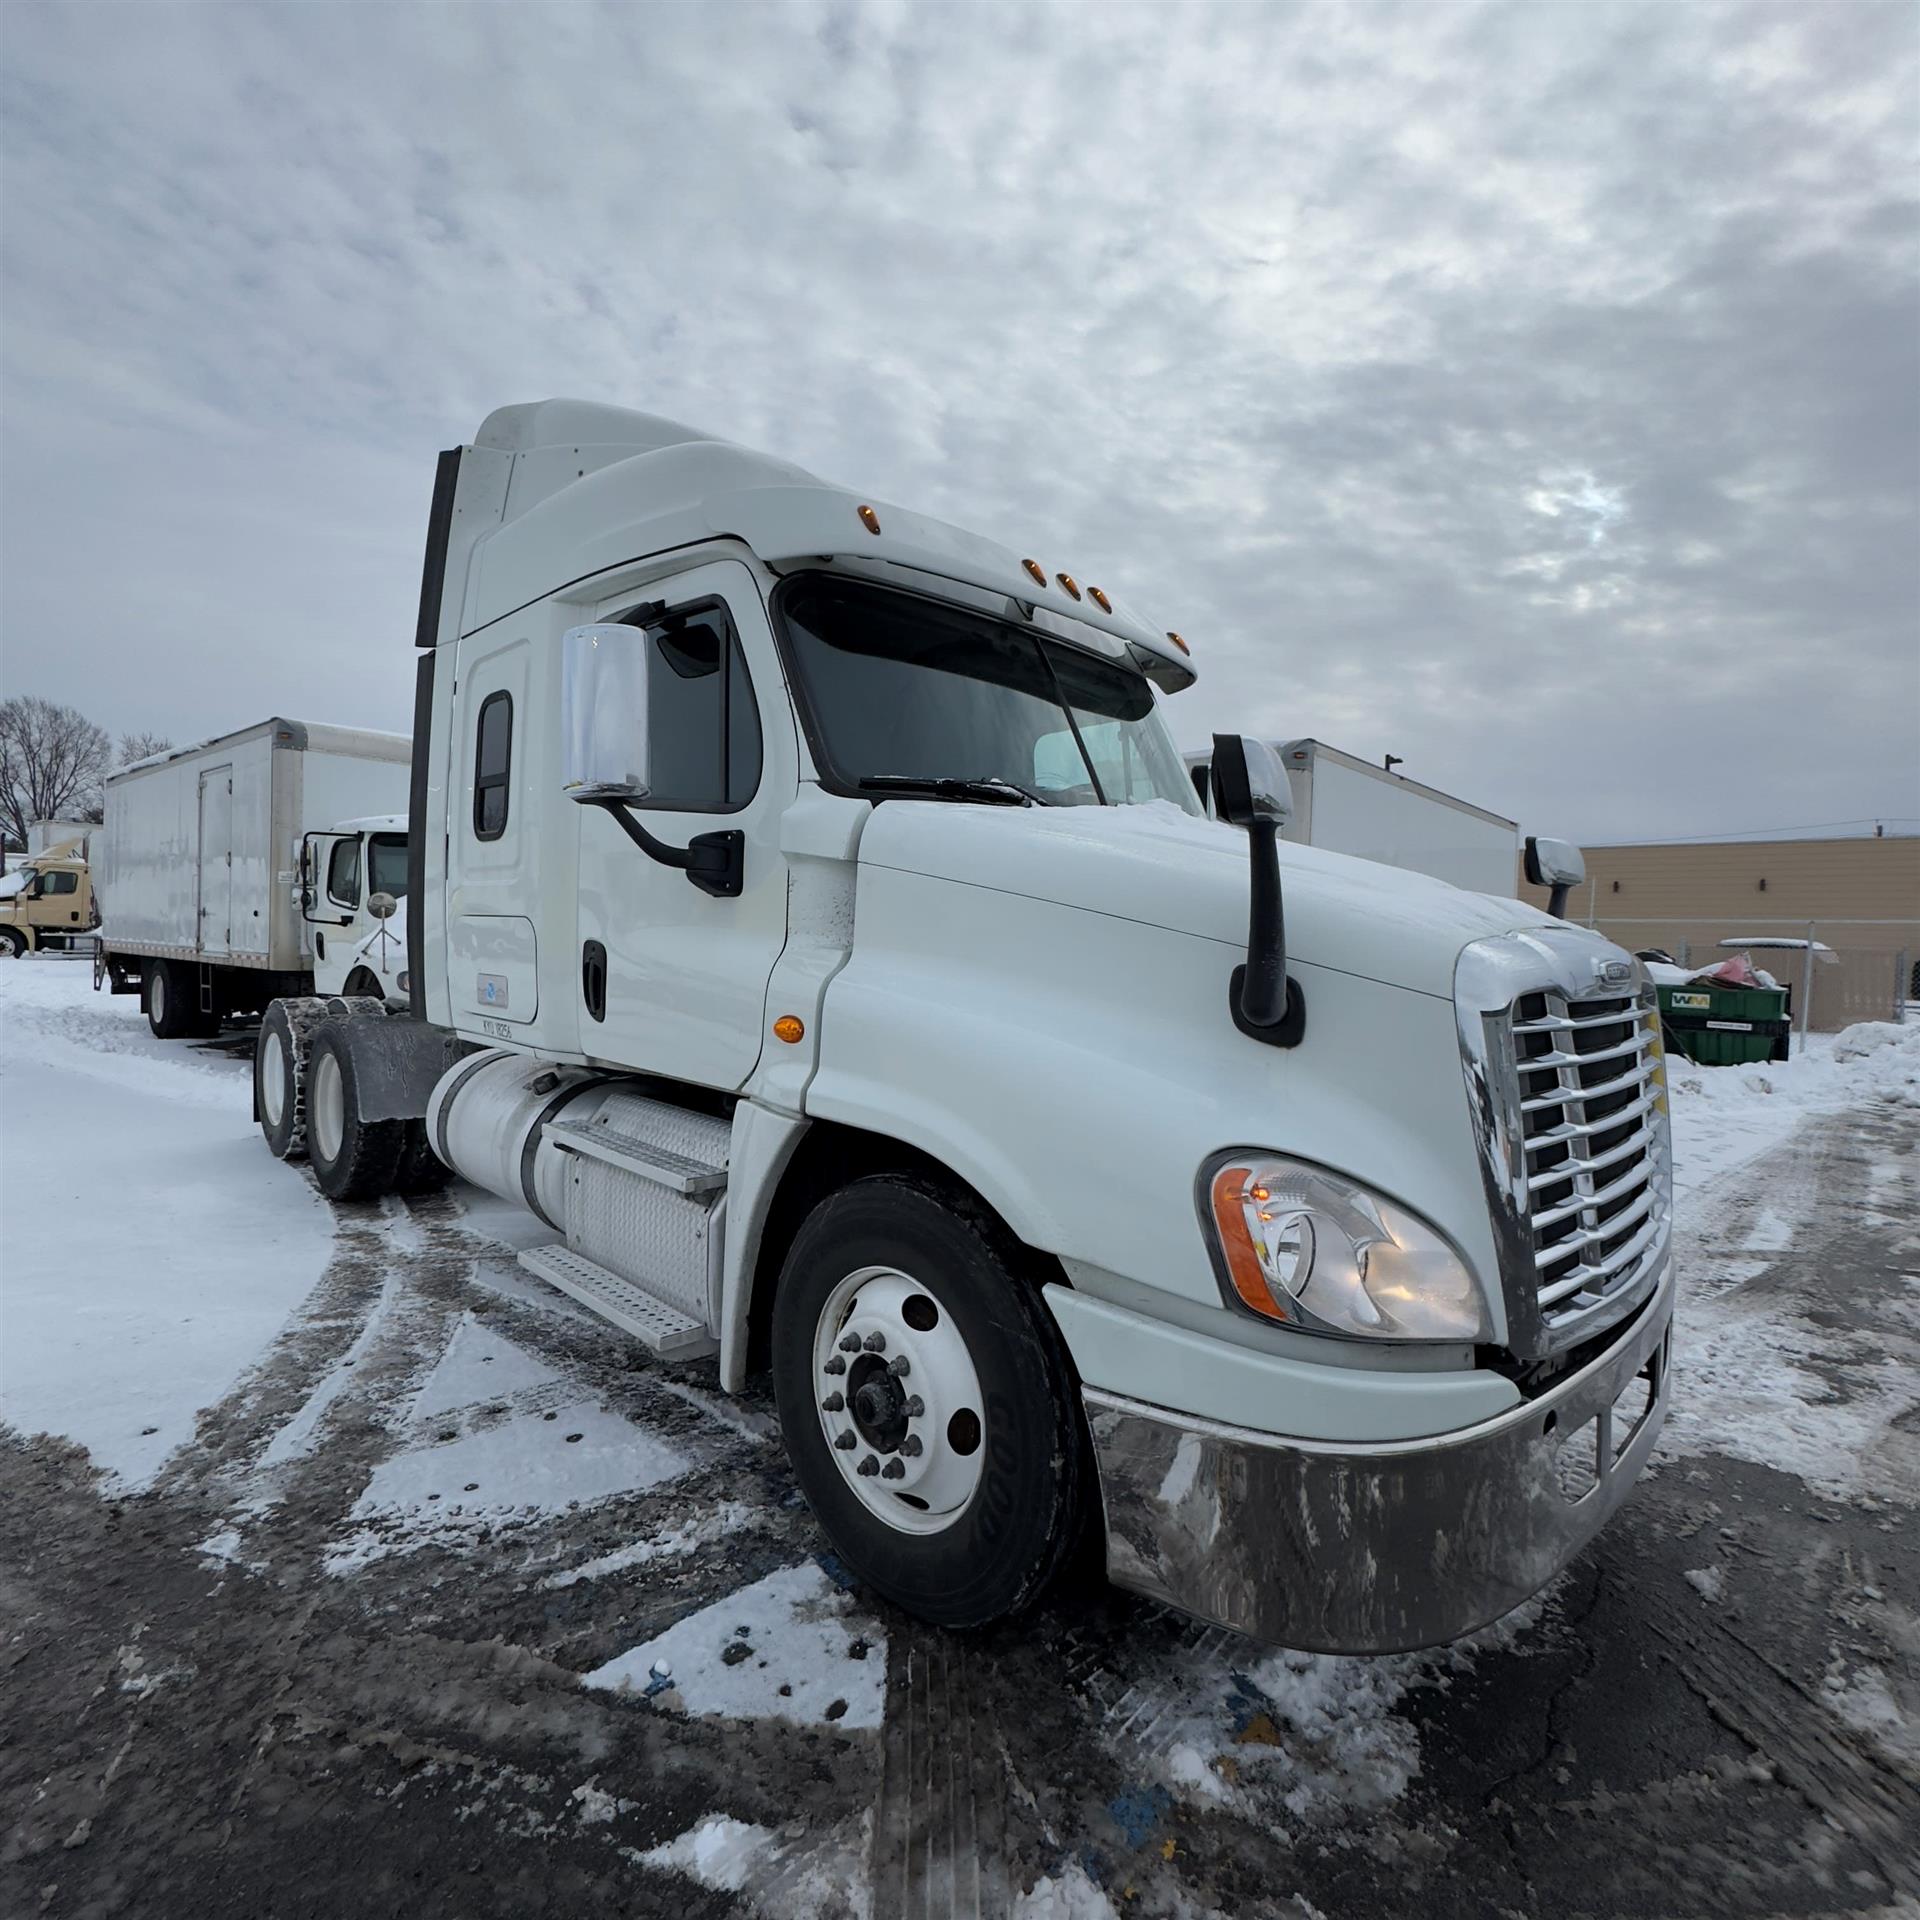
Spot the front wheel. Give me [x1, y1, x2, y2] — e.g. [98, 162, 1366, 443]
[770, 1175, 1091, 1630]
[0, 928, 25, 959]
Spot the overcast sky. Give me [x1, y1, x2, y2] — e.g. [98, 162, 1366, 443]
[2, 2, 1915, 844]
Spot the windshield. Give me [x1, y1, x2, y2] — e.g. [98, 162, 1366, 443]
[368, 833, 409, 897]
[779, 576, 1200, 812]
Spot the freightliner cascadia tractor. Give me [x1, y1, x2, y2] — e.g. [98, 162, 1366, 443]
[253, 401, 1671, 1652]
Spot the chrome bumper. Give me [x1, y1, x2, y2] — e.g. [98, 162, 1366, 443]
[1085, 1264, 1674, 1654]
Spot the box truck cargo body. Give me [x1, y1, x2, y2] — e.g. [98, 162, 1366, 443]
[97, 718, 410, 1035]
[1186, 738, 1520, 896]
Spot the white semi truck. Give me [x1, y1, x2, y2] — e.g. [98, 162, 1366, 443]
[97, 720, 413, 1038]
[256, 401, 1675, 1653]
[1185, 738, 1521, 895]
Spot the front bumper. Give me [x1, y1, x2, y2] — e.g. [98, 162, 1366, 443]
[1085, 1262, 1674, 1653]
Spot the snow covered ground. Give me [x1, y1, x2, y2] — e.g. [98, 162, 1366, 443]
[4, 955, 1917, 1918]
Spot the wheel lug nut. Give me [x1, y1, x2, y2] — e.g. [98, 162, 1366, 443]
[834, 1432, 857, 1451]
[881, 1459, 905, 1480]
[887, 1356, 910, 1377]
[838, 1333, 862, 1353]
[821, 1393, 844, 1413]
[863, 1331, 887, 1353]
[900, 1435, 923, 1457]
[856, 1454, 880, 1477]
[905, 1395, 925, 1418]
[823, 1355, 846, 1376]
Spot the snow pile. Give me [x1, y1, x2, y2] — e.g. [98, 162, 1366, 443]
[585, 1561, 887, 1729]
[1665, 1022, 1920, 1200]
[1015, 1862, 1121, 1918]
[635, 1814, 775, 1892]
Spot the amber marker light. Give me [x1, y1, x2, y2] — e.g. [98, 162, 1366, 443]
[1088, 586, 1113, 613]
[857, 504, 882, 535]
[1021, 557, 1047, 585]
[773, 1015, 806, 1044]
[1166, 631, 1191, 655]
[1209, 1164, 1290, 1322]
[1056, 572, 1082, 600]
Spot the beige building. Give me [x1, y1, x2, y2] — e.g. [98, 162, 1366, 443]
[1518, 835, 1920, 1030]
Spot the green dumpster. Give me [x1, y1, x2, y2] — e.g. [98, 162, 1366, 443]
[1656, 982, 1791, 1066]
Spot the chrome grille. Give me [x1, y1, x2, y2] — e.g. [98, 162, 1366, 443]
[1508, 984, 1669, 1334]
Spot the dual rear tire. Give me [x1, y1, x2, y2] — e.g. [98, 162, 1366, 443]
[255, 997, 451, 1200]
[146, 958, 218, 1040]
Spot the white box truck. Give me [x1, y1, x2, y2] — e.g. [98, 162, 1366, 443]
[1185, 738, 1521, 895]
[255, 401, 1673, 1654]
[96, 719, 413, 1038]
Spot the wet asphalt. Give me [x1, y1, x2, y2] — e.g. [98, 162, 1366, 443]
[2, 1099, 1915, 1919]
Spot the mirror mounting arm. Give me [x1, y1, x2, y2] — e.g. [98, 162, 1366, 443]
[580, 795, 744, 900]
[1230, 816, 1305, 1047]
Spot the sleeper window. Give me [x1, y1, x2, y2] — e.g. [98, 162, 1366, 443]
[474, 691, 513, 839]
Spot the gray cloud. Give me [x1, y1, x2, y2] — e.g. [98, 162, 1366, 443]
[2, 0, 1914, 842]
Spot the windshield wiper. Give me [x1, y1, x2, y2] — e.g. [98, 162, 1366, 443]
[858, 774, 1044, 807]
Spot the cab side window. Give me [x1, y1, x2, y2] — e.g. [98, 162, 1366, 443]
[327, 838, 361, 908]
[474, 691, 513, 839]
[39, 870, 78, 895]
[620, 603, 761, 811]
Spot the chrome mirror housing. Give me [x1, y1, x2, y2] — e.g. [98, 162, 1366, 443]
[561, 623, 653, 802]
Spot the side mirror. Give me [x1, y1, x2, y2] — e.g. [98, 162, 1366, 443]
[1210, 735, 1293, 829]
[367, 890, 398, 921]
[562, 623, 654, 802]
[1524, 835, 1585, 890]
[1524, 835, 1585, 921]
[1210, 734, 1303, 1048]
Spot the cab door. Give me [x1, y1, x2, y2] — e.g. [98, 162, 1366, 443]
[577, 558, 795, 1090]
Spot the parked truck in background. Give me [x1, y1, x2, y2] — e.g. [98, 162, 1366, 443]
[96, 720, 413, 1038]
[256, 400, 1675, 1655]
[0, 838, 98, 956]
[1185, 737, 1522, 895]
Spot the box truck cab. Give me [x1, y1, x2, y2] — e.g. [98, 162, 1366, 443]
[267, 401, 1676, 1653]
[300, 813, 412, 1005]
[0, 840, 97, 956]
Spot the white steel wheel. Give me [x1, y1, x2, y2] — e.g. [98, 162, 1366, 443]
[259, 1029, 287, 1127]
[811, 1266, 986, 1535]
[311, 1048, 346, 1165]
[0, 930, 24, 958]
[150, 967, 168, 1025]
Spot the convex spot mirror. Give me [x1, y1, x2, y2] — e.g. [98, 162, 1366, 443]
[1210, 735, 1294, 829]
[1524, 835, 1586, 889]
[561, 623, 655, 803]
[367, 890, 398, 921]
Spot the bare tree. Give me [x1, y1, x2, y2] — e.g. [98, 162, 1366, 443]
[117, 730, 173, 769]
[0, 697, 110, 850]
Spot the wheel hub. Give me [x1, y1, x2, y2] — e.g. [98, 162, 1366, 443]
[812, 1265, 986, 1534]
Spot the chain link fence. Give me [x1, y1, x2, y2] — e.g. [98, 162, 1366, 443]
[1575, 916, 1918, 1037]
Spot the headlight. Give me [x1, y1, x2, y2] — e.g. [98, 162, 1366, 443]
[1203, 1154, 1492, 1342]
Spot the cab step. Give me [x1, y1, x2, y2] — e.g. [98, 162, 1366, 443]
[543, 1117, 728, 1196]
[518, 1244, 720, 1359]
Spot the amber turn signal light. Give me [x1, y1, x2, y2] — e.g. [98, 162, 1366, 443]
[857, 505, 882, 535]
[1210, 1164, 1290, 1322]
[773, 1015, 805, 1044]
[1021, 558, 1047, 586]
[1055, 572, 1082, 600]
[1166, 630, 1190, 655]
[1088, 586, 1112, 613]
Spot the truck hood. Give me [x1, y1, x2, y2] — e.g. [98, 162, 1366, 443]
[855, 798, 1565, 1000]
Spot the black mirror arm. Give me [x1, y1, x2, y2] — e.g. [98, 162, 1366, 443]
[582, 795, 744, 900]
[1230, 816, 1306, 1048]
[1547, 881, 1571, 920]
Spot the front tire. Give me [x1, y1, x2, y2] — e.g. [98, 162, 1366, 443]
[304, 1021, 406, 1200]
[771, 1175, 1090, 1630]
[0, 928, 25, 959]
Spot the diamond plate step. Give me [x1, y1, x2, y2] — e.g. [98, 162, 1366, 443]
[518, 1244, 719, 1358]
[543, 1118, 728, 1196]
